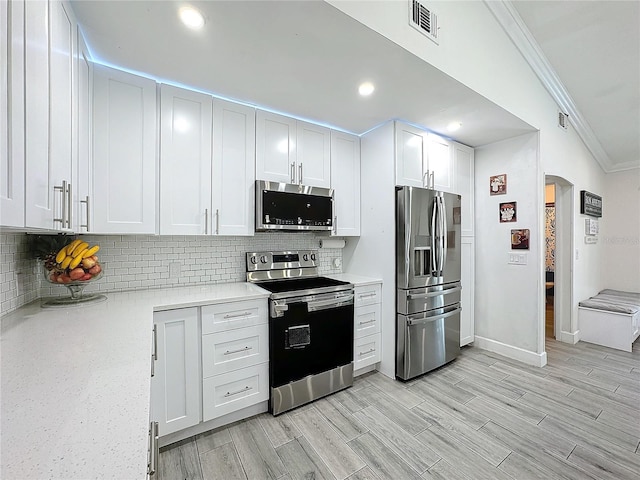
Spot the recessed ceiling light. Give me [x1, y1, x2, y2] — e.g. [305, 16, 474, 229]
[358, 82, 375, 96]
[179, 6, 205, 30]
[447, 121, 462, 132]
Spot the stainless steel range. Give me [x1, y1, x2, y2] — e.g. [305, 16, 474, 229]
[246, 250, 354, 415]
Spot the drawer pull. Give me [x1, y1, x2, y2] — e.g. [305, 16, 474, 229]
[224, 385, 252, 397]
[358, 319, 376, 326]
[223, 311, 252, 319]
[359, 348, 376, 356]
[223, 346, 252, 356]
[358, 293, 377, 299]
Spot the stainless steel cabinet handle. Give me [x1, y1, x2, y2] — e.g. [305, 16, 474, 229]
[358, 319, 376, 326]
[298, 163, 303, 184]
[223, 311, 252, 319]
[215, 208, 220, 235]
[358, 292, 377, 299]
[407, 307, 462, 326]
[80, 196, 90, 231]
[224, 386, 252, 397]
[53, 182, 66, 227]
[422, 171, 429, 188]
[407, 285, 461, 300]
[334, 215, 337, 235]
[153, 324, 157, 361]
[205, 208, 209, 234]
[66, 183, 72, 229]
[359, 348, 376, 356]
[148, 421, 159, 476]
[150, 353, 155, 377]
[224, 346, 252, 356]
[430, 171, 435, 189]
[290, 162, 295, 183]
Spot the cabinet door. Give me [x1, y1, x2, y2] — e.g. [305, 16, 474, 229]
[460, 237, 474, 346]
[159, 84, 213, 235]
[212, 98, 255, 236]
[453, 142, 474, 236]
[297, 120, 331, 187]
[330, 131, 360, 236]
[152, 308, 200, 437]
[428, 134, 454, 193]
[256, 110, 296, 184]
[0, 0, 25, 228]
[395, 122, 427, 187]
[73, 29, 92, 232]
[92, 64, 157, 234]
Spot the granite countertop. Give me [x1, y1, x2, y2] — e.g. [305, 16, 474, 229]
[0, 282, 269, 480]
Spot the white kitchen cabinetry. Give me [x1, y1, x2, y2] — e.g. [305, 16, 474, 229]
[453, 142, 475, 237]
[159, 85, 213, 235]
[152, 308, 201, 437]
[394, 121, 454, 193]
[212, 98, 256, 235]
[0, 0, 25, 228]
[92, 64, 157, 234]
[256, 110, 330, 187]
[24, 0, 75, 230]
[460, 237, 475, 346]
[201, 299, 269, 422]
[353, 282, 382, 372]
[330, 131, 360, 236]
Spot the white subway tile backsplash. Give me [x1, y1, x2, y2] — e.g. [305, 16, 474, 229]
[0, 233, 39, 316]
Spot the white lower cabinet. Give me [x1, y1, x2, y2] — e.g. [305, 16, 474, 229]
[460, 237, 475, 346]
[202, 324, 268, 377]
[353, 282, 382, 372]
[152, 308, 200, 437]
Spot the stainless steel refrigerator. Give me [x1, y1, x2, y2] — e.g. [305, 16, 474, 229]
[396, 186, 462, 381]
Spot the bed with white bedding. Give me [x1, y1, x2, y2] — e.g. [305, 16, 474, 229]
[578, 289, 640, 352]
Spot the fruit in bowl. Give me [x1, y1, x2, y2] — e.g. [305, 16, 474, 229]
[43, 239, 103, 285]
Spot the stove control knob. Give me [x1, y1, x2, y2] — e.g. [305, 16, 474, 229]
[302, 253, 309, 261]
[310, 253, 316, 262]
[260, 255, 268, 264]
[250, 256, 258, 265]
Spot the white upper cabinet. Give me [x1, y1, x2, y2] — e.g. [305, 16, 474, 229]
[256, 110, 297, 184]
[159, 85, 213, 235]
[92, 64, 157, 234]
[428, 133, 454, 193]
[395, 122, 426, 188]
[256, 110, 330, 187]
[212, 98, 256, 236]
[25, 0, 75, 231]
[296, 120, 331, 188]
[330, 131, 360, 236]
[0, 0, 25, 228]
[453, 142, 474, 236]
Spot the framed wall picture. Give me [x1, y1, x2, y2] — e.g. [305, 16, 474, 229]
[511, 229, 530, 250]
[580, 190, 602, 217]
[490, 174, 507, 195]
[499, 202, 517, 222]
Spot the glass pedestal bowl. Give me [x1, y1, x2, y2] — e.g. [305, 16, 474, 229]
[41, 261, 107, 308]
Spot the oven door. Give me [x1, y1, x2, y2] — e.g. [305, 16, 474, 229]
[269, 291, 354, 413]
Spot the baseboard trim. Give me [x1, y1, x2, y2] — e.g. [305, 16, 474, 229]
[559, 329, 580, 344]
[474, 335, 547, 367]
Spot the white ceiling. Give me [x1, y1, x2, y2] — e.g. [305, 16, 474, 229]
[70, 0, 535, 148]
[70, 1, 639, 171]
[509, 0, 639, 172]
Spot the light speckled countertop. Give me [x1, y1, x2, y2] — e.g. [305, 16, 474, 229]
[328, 273, 382, 286]
[0, 282, 269, 480]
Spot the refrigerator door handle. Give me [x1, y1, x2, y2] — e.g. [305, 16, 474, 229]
[439, 196, 447, 272]
[431, 197, 438, 275]
[407, 306, 462, 326]
[407, 285, 462, 300]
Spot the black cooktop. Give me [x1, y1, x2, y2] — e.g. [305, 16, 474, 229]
[257, 277, 349, 294]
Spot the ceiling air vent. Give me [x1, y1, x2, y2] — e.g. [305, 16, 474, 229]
[558, 111, 569, 131]
[409, 0, 439, 45]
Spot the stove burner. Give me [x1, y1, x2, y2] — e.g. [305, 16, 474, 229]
[256, 277, 349, 294]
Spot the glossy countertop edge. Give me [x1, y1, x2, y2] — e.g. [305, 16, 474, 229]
[328, 273, 383, 286]
[0, 281, 270, 480]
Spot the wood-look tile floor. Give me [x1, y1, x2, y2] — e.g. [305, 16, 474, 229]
[159, 338, 640, 480]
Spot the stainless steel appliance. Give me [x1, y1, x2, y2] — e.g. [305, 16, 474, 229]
[246, 250, 354, 415]
[255, 180, 334, 231]
[396, 186, 462, 380]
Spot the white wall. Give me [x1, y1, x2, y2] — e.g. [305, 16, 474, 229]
[601, 169, 640, 292]
[475, 133, 541, 354]
[330, 0, 606, 356]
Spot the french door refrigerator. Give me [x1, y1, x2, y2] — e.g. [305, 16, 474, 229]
[396, 186, 462, 381]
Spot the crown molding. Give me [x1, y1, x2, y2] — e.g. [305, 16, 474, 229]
[484, 0, 615, 173]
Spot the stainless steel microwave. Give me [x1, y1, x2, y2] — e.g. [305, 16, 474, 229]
[255, 180, 334, 231]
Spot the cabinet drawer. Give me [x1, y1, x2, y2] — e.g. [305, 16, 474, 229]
[202, 363, 269, 421]
[355, 284, 382, 308]
[354, 334, 381, 370]
[354, 303, 381, 339]
[202, 325, 268, 378]
[202, 299, 267, 334]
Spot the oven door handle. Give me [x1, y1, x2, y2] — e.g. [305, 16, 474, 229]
[307, 294, 354, 312]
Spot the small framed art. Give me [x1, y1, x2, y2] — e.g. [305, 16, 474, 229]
[511, 229, 530, 250]
[490, 174, 507, 195]
[499, 202, 517, 222]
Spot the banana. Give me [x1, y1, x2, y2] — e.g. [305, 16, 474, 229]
[83, 245, 100, 258]
[69, 242, 89, 257]
[55, 247, 68, 264]
[73, 247, 89, 260]
[69, 254, 84, 270]
[65, 239, 82, 255]
[61, 256, 73, 269]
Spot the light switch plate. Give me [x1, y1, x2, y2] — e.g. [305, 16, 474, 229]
[508, 253, 528, 265]
[585, 236, 598, 244]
